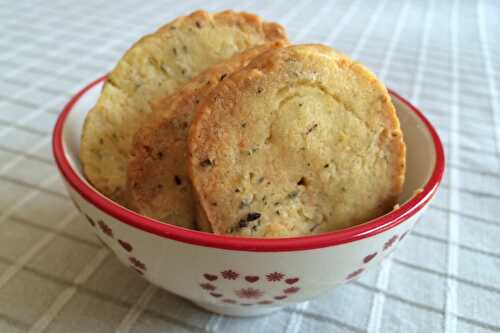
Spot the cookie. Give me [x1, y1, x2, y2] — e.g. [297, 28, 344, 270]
[80, 10, 287, 204]
[127, 42, 286, 229]
[188, 44, 406, 237]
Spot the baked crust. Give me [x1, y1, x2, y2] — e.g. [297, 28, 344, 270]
[80, 10, 287, 204]
[126, 42, 286, 229]
[188, 44, 406, 237]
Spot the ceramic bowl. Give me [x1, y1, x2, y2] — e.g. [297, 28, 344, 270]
[53, 76, 444, 317]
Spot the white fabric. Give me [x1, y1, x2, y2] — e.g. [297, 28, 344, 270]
[0, 0, 499, 332]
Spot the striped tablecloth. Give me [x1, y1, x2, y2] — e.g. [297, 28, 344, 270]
[1, 0, 499, 332]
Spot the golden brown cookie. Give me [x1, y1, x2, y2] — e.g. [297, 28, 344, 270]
[127, 42, 286, 230]
[80, 10, 287, 204]
[188, 44, 406, 237]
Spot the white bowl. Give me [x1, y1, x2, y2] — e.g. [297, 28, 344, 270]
[53, 76, 444, 317]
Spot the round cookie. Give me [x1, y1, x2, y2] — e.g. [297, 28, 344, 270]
[127, 42, 286, 230]
[188, 44, 406, 237]
[80, 10, 287, 205]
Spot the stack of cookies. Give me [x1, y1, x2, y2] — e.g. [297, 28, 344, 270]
[80, 10, 406, 238]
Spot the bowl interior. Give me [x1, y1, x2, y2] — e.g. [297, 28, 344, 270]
[392, 95, 436, 203]
[61, 80, 436, 208]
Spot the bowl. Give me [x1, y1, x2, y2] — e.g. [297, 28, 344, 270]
[53, 76, 444, 317]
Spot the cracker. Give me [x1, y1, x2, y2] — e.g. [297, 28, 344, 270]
[188, 44, 406, 237]
[127, 42, 286, 229]
[80, 10, 287, 204]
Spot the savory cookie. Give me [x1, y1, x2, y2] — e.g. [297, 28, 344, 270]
[80, 10, 287, 205]
[188, 44, 406, 237]
[127, 42, 286, 230]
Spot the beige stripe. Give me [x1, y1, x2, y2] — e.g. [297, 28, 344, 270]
[114, 285, 158, 333]
[0, 211, 77, 290]
[27, 248, 109, 333]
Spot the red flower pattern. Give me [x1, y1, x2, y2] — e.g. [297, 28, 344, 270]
[118, 240, 133, 252]
[384, 235, 398, 250]
[198, 271, 302, 305]
[98, 220, 113, 237]
[363, 252, 377, 264]
[221, 270, 239, 280]
[284, 287, 300, 294]
[200, 283, 216, 291]
[266, 272, 284, 282]
[129, 256, 146, 271]
[346, 268, 364, 280]
[235, 288, 263, 299]
[85, 215, 95, 227]
[131, 266, 143, 275]
[203, 274, 218, 281]
[245, 276, 259, 283]
[258, 300, 273, 305]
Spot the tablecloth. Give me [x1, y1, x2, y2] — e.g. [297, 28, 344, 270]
[1, 0, 499, 332]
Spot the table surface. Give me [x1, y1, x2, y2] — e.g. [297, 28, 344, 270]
[1, 0, 500, 332]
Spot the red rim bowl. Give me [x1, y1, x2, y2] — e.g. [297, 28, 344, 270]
[53, 76, 445, 252]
